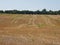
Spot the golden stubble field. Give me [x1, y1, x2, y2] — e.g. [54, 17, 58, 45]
[0, 14, 60, 45]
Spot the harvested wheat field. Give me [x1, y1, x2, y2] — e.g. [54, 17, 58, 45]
[0, 14, 60, 45]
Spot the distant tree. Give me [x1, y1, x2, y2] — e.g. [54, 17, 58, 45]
[12, 10, 18, 14]
[54, 11, 58, 15]
[57, 10, 60, 14]
[35, 10, 41, 14]
[41, 9, 47, 14]
[5, 10, 12, 14]
[0, 9, 60, 15]
[0, 10, 4, 13]
[48, 10, 53, 14]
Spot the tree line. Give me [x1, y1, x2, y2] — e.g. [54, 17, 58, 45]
[0, 9, 60, 15]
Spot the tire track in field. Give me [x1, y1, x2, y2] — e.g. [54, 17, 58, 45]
[0, 34, 60, 45]
[18, 15, 38, 28]
[28, 15, 37, 25]
[40, 15, 56, 26]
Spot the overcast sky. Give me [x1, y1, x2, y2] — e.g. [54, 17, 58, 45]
[0, 0, 60, 10]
